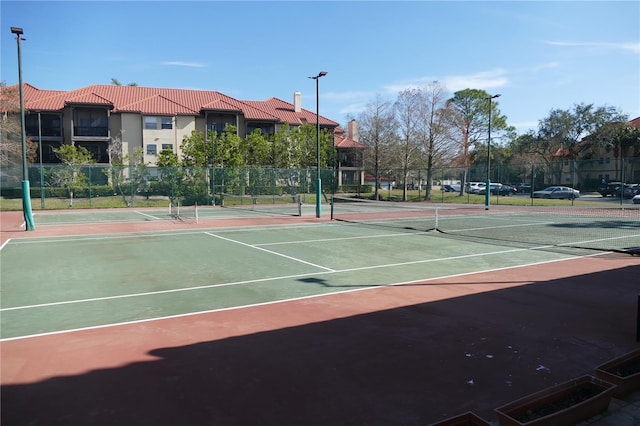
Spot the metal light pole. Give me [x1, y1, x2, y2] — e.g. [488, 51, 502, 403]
[484, 93, 501, 211]
[11, 27, 35, 230]
[309, 71, 327, 218]
[38, 112, 44, 209]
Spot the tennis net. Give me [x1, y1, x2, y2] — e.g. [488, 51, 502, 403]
[330, 196, 640, 253]
[221, 193, 302, 216]
[169, 201, 199, 223]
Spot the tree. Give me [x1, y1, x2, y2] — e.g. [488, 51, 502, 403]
[180, 129, 209, 167]
[111, 78, 138, 87]
[358, 95, 397, 200]
[179, 130, 211, 205]
[516, 103, 627, 185]
[213, 125, 244, 168]
[394, 89, 424, 201]
[583, 120, 640, 181]
[271, 124, 302, 169]
[156, 145, 183, 206]
[243, 129, 271, 166]
[48, 144, 95, 207]
[1, 82, 38, 167]
[417, 82, 457, 200]
[539, 103, 626, 159]
[106, 147, 148, 207]
[446, 89, 509, 194]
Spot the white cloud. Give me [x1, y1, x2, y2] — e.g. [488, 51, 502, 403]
[161, 61, 207, 68]
[545, 41, 640, 54]
[442, 69, 509, 92]
[511, 121, 539, 132]
[381, 70, 509, 95]
[531, 62, 561, 72]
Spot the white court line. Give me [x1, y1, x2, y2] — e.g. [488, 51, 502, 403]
[0, 270, 334, 312]
[256, 231, 426, 246]
[204, 231, 336, 272]
[0, 252, 609, 342]
[0, 241, 573, 314]
[133, 210, 163, 220]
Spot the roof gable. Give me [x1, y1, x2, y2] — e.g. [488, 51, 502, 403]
[10, 83, 340, 128]
[334, 135, 367, 149]
[244, 97, 338, 127]
[119, 94, 198, 115]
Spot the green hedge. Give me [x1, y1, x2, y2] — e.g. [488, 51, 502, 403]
[0, 185, 116, 199]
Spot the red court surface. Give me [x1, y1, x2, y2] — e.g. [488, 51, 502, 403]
[1, 210, 639, 425]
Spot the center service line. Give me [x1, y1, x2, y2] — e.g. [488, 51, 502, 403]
[204, 231, 336, 272]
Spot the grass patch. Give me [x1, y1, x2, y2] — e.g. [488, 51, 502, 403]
[1, 196, 170, 211]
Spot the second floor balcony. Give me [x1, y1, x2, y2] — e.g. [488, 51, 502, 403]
[73, 126, 109, 137]
[26, 124, 63, 138]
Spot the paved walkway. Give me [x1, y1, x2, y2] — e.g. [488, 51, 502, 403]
[579, 391, 640, 426]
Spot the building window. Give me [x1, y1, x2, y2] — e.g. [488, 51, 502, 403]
[74, 108, 108, 137]
[207, 113, 236, 134]
[246, 122, 275, 136]
[26, 113, 62, 137]
[145, 116, 173, 130]
[145, 117, 158, 129]
[147, 144, 157, 155]
[161, 144, 173, 152]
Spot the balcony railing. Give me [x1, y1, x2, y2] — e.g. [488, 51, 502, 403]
[26, 125, 62, 137]
[73, 126, 108, 137]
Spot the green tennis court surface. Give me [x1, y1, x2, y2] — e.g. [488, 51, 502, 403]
[3, 208, 636, 340]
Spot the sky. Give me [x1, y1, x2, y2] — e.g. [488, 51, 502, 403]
[1, 0, 638, 135]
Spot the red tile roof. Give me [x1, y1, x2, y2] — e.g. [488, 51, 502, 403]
[10, 83, 338, 126]
[334, 134, 367, 149]
[118, 94, 198, 115]
[243, 97, 338, 127]
[6, 83, 363, 150]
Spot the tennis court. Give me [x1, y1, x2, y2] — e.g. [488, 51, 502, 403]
[1, 203, 639, 425]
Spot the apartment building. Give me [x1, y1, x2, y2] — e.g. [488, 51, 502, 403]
[555, 116, 640, 187]
[15, 83, 366, 186]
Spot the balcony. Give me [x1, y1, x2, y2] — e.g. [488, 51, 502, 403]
[26, 125, 62, 138]
[73, 126, 108, 137]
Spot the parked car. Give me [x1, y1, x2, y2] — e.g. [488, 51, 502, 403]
[441, 184, 461, 192]
[477, 183, 517, 196]
[614, 184, 639, 199]
[532, 186, 580, 199]
[633, 194, 640, 204]
[598, 182, 623, 197]
[466, 182, 485, 194]
[515, 184, 531, 194]
[496, 184, 517, 196]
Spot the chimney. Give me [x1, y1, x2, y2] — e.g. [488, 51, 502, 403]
[293, 91, 301, 113]
[348, 119, 359, 142]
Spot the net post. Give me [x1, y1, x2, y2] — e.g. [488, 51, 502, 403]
[435, 206, 439, 230]
[195, 202, 199, 224]
[297, 195, 302, 217]
[330, 195, 335, 220]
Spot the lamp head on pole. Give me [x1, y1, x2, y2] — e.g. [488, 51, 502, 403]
[309, 71, 328, 80]
[10, 27, 23, 35]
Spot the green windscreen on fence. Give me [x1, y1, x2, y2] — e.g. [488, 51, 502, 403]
[330, 196, 640, 253]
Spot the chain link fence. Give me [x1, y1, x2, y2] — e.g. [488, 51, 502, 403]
[1, 156, 638, 208]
